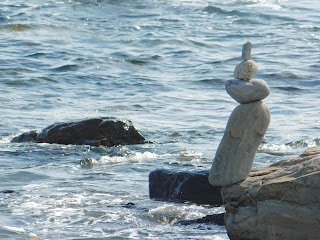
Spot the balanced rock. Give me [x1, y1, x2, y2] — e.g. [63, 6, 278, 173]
[242, 41, 252, 61]
[234, 60, 258, 80]
[12, 118, 146, 147]
[225, 79, 270, 104]
[222, 146, 320, 240]
[209, 101, 271, 186]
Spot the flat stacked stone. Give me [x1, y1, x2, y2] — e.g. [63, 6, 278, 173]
[209, 42, 271, 186]
[225, 79, 270, 104]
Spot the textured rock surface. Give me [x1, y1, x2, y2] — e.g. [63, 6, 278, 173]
[176, 213, 225, 226]
[225, 79, 270, 104]
[149, 169, 223, 206]
[242, 41, 252, 60]
[234, 60, 258, 80]
[209, 101, 271, 186]
[12, 118, 146, 147]
[222, 146, 320, 240]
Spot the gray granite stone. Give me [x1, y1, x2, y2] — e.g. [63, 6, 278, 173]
[234, 60, 258, 80]
[225, 79, 270, 104]
[242, 41, 252, 60]
[209, 101, 271, 186]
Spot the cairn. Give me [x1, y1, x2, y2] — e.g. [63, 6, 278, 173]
[209, 42, 271, 186]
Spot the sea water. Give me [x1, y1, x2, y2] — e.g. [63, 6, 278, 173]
[1, 0, 320, 239]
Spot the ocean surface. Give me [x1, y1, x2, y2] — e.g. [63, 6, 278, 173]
[1, 0, 320, 239]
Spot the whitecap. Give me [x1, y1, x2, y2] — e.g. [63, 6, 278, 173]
[145, 204, 224, 225]
[99, 151, 158, 165]
[2, 226, 26, 233]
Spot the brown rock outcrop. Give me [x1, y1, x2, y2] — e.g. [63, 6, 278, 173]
[221, 146, 320, 240]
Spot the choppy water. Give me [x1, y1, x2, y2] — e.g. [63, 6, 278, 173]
[1, 0, 320, 239]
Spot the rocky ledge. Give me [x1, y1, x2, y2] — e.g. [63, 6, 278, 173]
[11, 117, 146, 147]
[222, 146, 320, 240]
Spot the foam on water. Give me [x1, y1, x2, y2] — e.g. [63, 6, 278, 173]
[99, 151, 159, 165]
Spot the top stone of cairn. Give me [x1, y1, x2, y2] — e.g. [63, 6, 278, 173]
[242, 41, 252, 61]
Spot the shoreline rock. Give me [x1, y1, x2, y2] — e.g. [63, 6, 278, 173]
[149, 169, 223, 206]
[175, 213, 225, 226]
[11, 117, 146, 147]
[222, 146, 320, 240]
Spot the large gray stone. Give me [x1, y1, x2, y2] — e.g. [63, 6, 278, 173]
[225, 79, 270, 104]
[222, 146, 320, 240]
[209, 101, 270, 186]
[234, 60, 258, 80]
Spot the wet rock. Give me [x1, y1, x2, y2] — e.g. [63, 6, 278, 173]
[149, 169, 223, 206]
[122, 202, 136, 208]
[209, 101, 271, 186]
[225, 79, 270, 104]
[222, 146, 320, 240]
[12, 118, 146, 147]
[175, 213, 225, 226]
[1, 190, 15, 194]
[12, 130, 38, 143]
[234, 60, 258, 80]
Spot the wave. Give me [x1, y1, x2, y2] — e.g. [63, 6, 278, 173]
[50, 64, 80, 72]
[145, 203, 224, 225]
[272, 86, 303, 92]
[79, 151, 159, 167]
[202, 6, 245, 16]
[258, 138, 320, 156]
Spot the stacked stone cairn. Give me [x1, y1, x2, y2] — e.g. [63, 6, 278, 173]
[209, 42, 271, 186]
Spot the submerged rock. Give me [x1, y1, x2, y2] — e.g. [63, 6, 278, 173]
[12, 118, 146, 147]
[175, 213, 225, 226]
[149, 169, 223, 206]
[222, 146, 320, 240]
[1, 190, 15, 194]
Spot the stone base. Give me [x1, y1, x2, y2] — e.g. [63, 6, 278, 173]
[149, 169, 223, 206]
[222, 146, 320, 240]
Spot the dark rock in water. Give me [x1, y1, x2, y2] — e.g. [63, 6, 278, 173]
[12, 130, 38, 143]
[122, 202, 136, 208]
[149, 169, 223, 206]
[176, 213, 225, 226]
[12, 118, 146, 147]
[1, 190, 15, 194]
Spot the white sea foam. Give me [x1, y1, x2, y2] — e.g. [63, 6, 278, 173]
[99, 151, 158, 165]
[145, 204, 224, 225]
[2, 226, 26, 233]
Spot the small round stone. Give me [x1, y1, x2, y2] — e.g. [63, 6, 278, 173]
[225, 79, 270, 104]
[234, 60, 258, 80]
